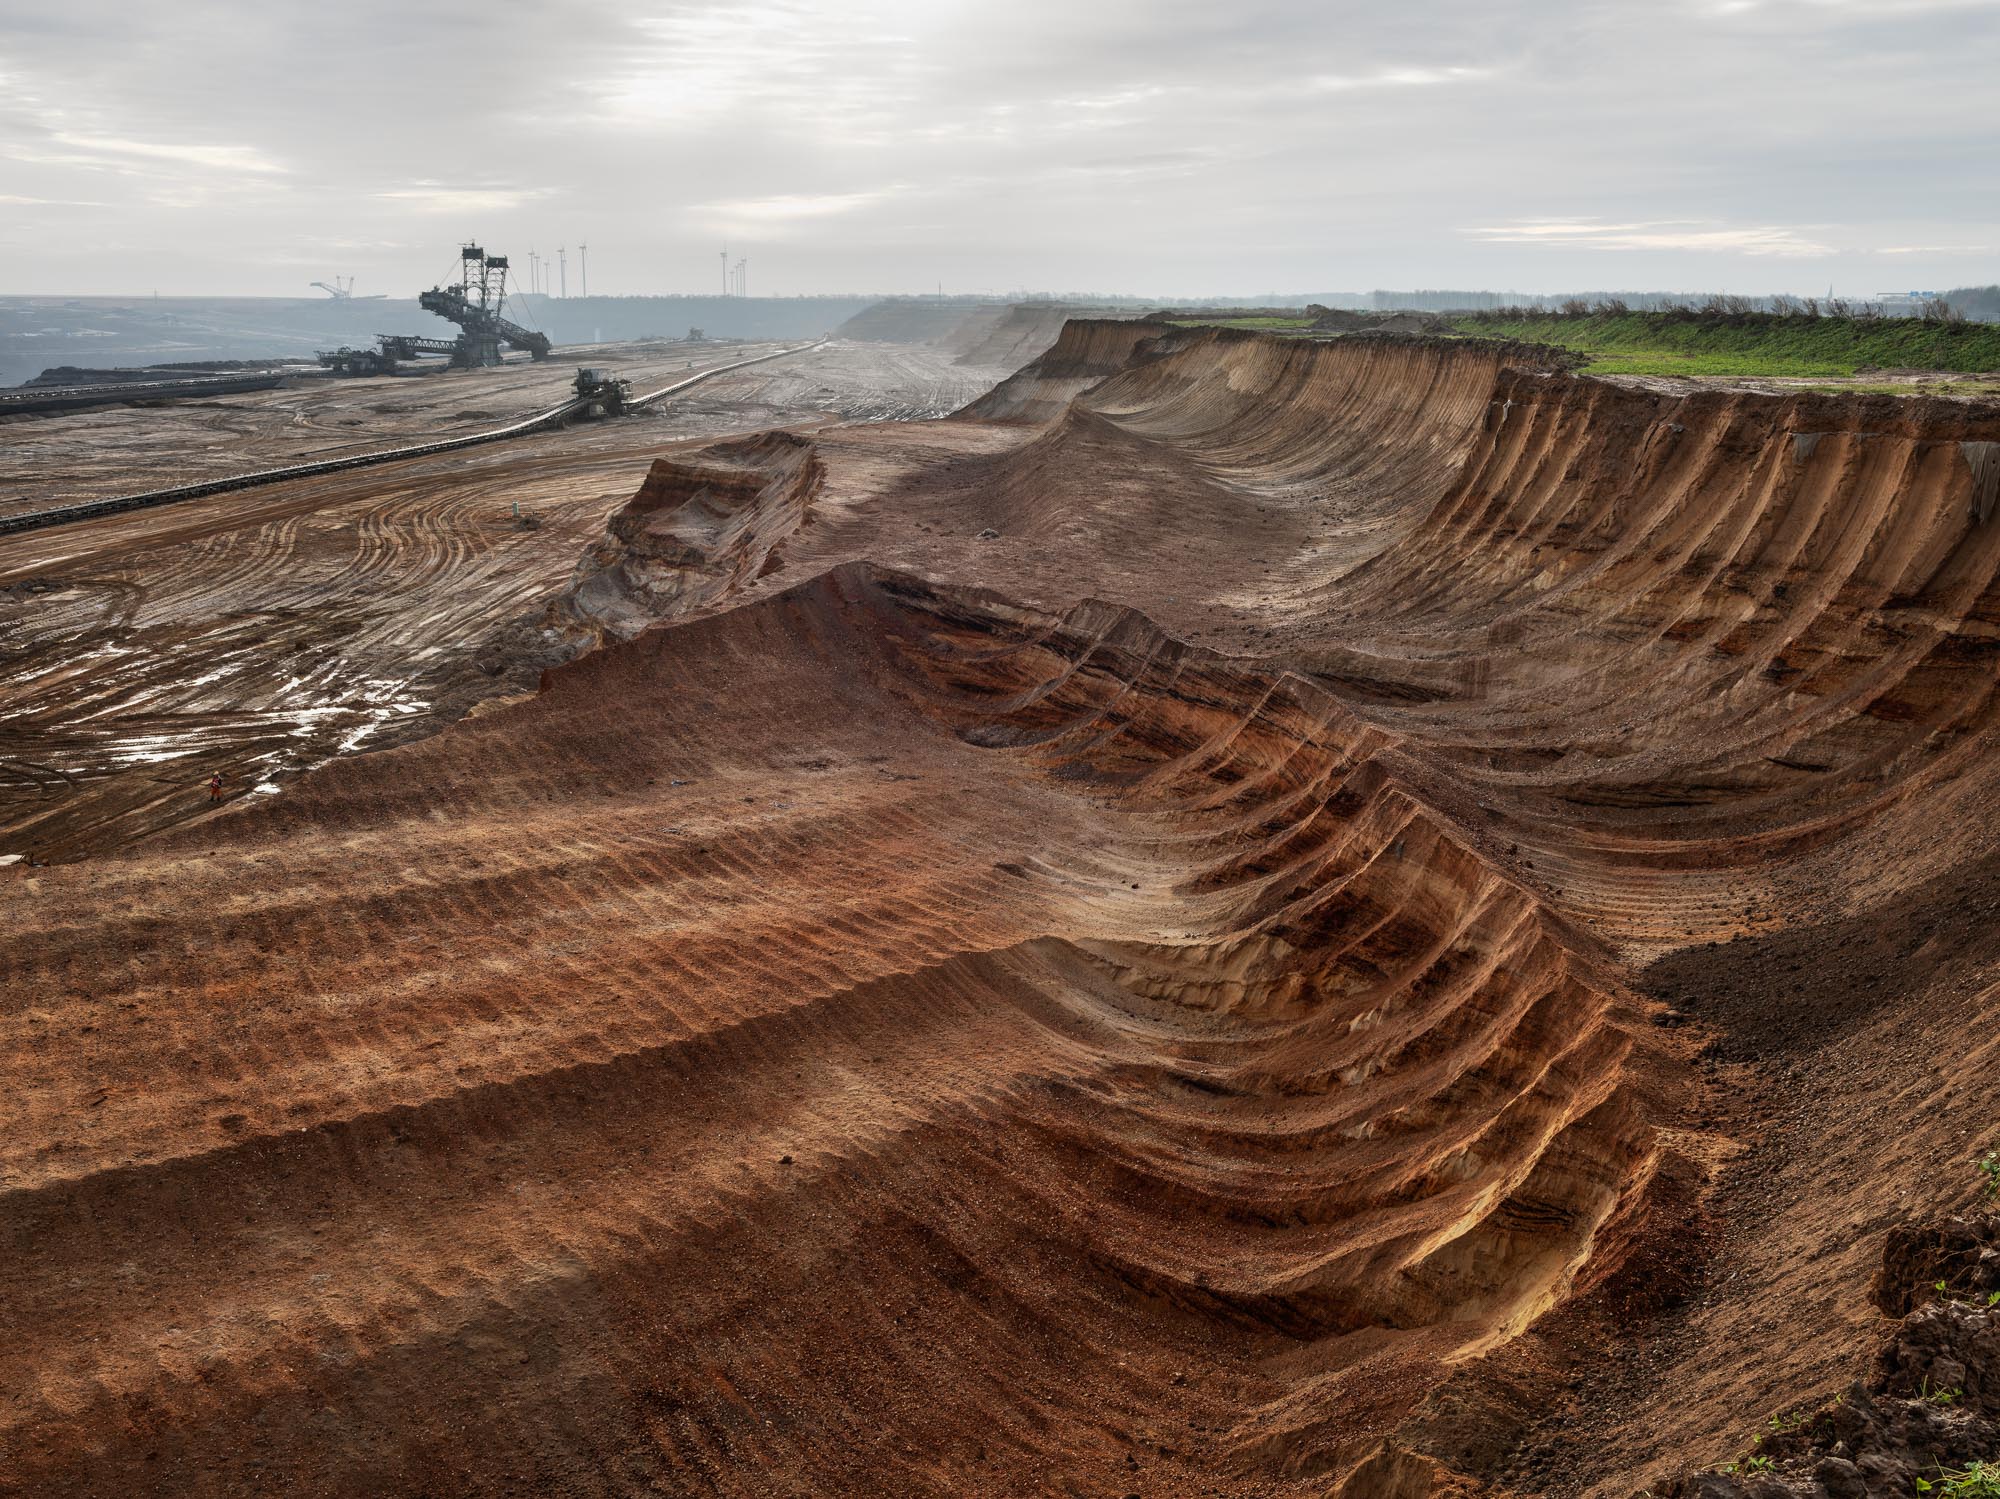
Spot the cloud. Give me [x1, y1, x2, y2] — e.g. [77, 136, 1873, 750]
[0, 193, 107, 207]
[50, 134, 287, 175]
[1690, 0, 1990, 11]
[1306, 64, 1495, 91]
[1466, 218, 1838, 257]
[690, 190, 903, 238]
[373, 184, 552, 213]
[0, 0, 1996, 295]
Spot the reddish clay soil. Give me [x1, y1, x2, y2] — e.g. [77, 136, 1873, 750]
[5, 322, 2000, 1497]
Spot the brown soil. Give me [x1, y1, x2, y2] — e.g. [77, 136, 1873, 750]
[5, 322, 2000, 1496]
[0, 341, 1009, 857]
[1651, 1211, 2000, 1499]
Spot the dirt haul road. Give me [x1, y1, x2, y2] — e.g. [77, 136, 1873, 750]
[5, 322, 2000, 1496]
[0, 341, 1011, 857]
[0, 339, 978, 519]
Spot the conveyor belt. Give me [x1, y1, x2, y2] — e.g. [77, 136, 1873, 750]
[0, 341, 825, 537]
[0, 371, 296, 413]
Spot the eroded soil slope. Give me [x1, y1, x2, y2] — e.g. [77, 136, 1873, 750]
[6, 323, 2000, 1495]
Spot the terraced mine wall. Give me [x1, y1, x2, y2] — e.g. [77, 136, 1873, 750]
[836, 296, 1016, 344]
[0, 561, 1684, 1497]
[10, 323, 2000, 1495]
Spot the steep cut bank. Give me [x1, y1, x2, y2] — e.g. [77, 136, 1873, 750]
[558, 330, 2000, 1489]
[962, 316, 1179, 423]
[1030, 337, 2000, 1491]
[1280, 362, 2000, 953]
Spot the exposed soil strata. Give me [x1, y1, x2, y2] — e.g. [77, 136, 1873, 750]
[960, 316, 1182, 422]
[549, 429, 823, 645]
[8, 323, 2000, 1495]
[0, 565, 1698, 1496]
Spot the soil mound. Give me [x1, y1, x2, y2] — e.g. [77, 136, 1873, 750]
[550, 429, 821, 644]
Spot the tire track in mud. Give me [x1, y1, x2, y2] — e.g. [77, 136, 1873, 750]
[1, 342, 824, 537]
[0, 344, 998, 860]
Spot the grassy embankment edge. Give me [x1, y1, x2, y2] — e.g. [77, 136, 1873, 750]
[1444, 311, 2000, 378]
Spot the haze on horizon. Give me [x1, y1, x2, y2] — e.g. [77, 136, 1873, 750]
[1, 0, 1995, 301]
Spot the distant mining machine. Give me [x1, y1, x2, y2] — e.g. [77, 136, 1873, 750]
[571, 367, 632, 418]
[313, 334, 460, 376]
[419, 244, 552, 367]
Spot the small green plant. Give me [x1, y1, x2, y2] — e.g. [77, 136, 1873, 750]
[1920, 1377, 1962, 1406]
[1978, 1149, 2000, 1200]
[1987, 1290, 2000, 1308]
[1767, 1410, 1806, 1434]
[1918, 1461, 2000, 1497]
[1745, 1455, 1775, 1473]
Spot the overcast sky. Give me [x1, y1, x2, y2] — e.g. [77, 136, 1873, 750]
[2, 0, 1996, 298]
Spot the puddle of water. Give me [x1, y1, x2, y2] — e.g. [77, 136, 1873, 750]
[117, 742, 201, 766]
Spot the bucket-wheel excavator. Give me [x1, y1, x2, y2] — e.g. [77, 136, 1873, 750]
[317, 243, 552, 374]
[418, 245, 552, 367]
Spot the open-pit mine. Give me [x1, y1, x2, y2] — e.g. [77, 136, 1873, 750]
[5, 317, 2000, 1498]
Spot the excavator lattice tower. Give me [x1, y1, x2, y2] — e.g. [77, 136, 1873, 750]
[417, 244, 552, 367]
